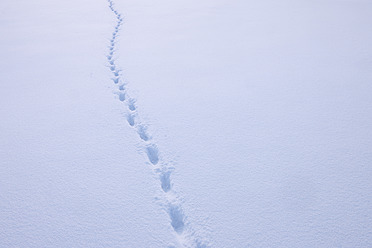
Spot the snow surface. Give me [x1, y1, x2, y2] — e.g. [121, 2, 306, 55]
[1, 0, 372, 247]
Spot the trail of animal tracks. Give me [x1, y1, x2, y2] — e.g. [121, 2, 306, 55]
[1, 0, 372, 247]
[106, 1, 208, 247]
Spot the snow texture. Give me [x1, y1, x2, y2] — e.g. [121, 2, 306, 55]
[1, 0, 372, 247]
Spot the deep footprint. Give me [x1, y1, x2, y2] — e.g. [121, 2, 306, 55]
[112, 77, 119, 84]
[128, 99, 136, 111]
[137, 125, 149, 141]
[168, 204, 185, 234]
[127, 113, 135, 126]
[146, 144, 159, 165]
[160, 171, 171, 192]
[119, 92, 125, 101]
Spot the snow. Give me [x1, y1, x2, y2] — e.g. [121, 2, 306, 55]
[1, 0, 372, 247]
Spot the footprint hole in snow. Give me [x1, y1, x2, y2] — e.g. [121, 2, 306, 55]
[146, 145, 159, 165]
[168, 204, 185, 234]
[137, 124, 149, 141]
[160, 171, 171, 192]
[127, 113, 135, 126]
[119, 92, 125, 101]
[112, 77, 119, 84]
[128, 98, 136, 111]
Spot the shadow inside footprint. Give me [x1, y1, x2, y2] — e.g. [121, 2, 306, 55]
[112, 77, 119, 84]
[127, 113, 135, 126]
[137, 125, 149, 141]
[119, 92, 125, 101]
[160, 171, 171, 192]
[168, 204, 185, 234]
[128, 99, 136, 111]
[146, 145, 159, 165]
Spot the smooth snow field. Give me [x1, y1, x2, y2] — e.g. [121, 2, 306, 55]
[1, 0, 372, 247]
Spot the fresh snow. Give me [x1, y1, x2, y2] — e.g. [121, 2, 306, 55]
[1, 0, 372, 247]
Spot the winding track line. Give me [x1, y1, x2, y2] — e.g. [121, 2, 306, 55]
[105, 1, 209, 247]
